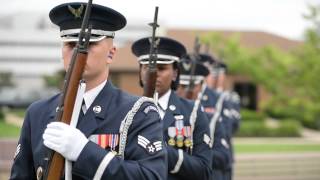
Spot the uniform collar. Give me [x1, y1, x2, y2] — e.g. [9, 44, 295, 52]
[162, 92, 183, 129]
[83, 80, 107, 110]
[216, 88, 223, 94]
[158, 89, 172, 111]
[49, 80, 112, 121]
[76, 81, 116, 137]
[52, 81, 116, 137]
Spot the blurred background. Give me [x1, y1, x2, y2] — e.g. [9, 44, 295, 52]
[1, 0, 320, 179]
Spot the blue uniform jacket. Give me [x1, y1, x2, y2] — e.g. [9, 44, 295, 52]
[225, 91, 241, 135]
[163, 91, 212, 180]
[218, 91, 241, 164]
[201, 88, 232, 172]
[10, 81, 167, 180]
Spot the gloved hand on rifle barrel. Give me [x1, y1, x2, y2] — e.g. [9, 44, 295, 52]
[43, 122, 89, 161]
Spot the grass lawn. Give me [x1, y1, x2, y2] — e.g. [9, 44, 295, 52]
[0, 120, 21, 138]
[235, 143, 320, 153]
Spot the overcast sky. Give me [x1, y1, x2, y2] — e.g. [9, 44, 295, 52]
[1, 0, 319, 40]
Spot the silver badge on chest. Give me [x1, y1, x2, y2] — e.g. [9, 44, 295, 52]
[93, 105, 101, 114]
[169, 105, 176, 111]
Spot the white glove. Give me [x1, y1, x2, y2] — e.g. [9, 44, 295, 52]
[43, 122, 88, 161]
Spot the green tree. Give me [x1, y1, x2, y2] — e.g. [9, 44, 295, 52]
[201, 4, 320, 129]
[0, 72, 13, 120]
[0, 72, 13, 88]
[43, 69, 65, 90]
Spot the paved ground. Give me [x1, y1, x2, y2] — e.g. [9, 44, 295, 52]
[234, 152, 320, 180]
[301, 128, 320, 141]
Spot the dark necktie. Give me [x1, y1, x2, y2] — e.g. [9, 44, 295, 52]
[157, 103, 166, 112]
[77, 101, 86, 128]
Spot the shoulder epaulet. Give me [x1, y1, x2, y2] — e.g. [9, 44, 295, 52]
[118, 97, 155, 158]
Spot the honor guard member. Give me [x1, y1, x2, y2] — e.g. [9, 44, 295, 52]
[132, 37, 213, 180]
[215, 62, 241, 134]
[177, 55, 231, 180]
[10, 2, 166, 180]
[215, 61, 241, 180]
[205, 58, 241, 180]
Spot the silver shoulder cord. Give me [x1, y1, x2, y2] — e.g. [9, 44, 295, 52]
[189, 83, 207, 155]
[209, 91, 226, 147]
[65, 81, 87, 180]
[118, 96, 155, 159]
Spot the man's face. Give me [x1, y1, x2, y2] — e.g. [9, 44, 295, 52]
[217, 72, 226, 90]
[176, 83, 202, 100]
[206, 74, 217, 89]
[62, 38, 114, 82]
[140, 64, 177, 97]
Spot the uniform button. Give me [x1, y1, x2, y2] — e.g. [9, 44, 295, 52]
[202, 95, 208, 101]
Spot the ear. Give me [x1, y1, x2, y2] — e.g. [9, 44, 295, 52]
[106, 46, 117, 64]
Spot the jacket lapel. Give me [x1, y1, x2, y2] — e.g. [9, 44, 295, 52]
[163, 92, 182, 130]
[77, 81, 115, 137]
[48, 95, 62, 122]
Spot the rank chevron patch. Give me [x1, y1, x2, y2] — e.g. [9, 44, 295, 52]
[138, 135, 162, 154]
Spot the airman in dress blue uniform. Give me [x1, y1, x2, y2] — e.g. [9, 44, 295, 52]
[10, 2, 166, 180]
[177, 55, 232, 180]
[215, 61, 241, 135]
[201, 87, 233, 180]
[201, 55, 241, 180]
[132, 37, 213, 180]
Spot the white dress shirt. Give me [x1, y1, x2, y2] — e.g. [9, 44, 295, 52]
[157, 89, 172, 120]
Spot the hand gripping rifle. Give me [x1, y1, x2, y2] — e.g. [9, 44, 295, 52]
[185, 37, 201, 99]
[42, 0, 93, 179]
[143, 7, 159, 100]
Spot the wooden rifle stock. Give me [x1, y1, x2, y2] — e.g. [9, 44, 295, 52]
[143, 70, 157, 98]
[45, 53, 88, 180]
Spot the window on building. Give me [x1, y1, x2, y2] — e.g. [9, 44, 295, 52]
[234, 82, 257, 110]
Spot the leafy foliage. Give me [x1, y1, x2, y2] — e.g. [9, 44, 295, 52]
[202, 4, 320, 130]
[0, 109, 4, 121]
[236, 120, 301, 137]
[0, 72, 13, 87]
[43, 69, 65, 89]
